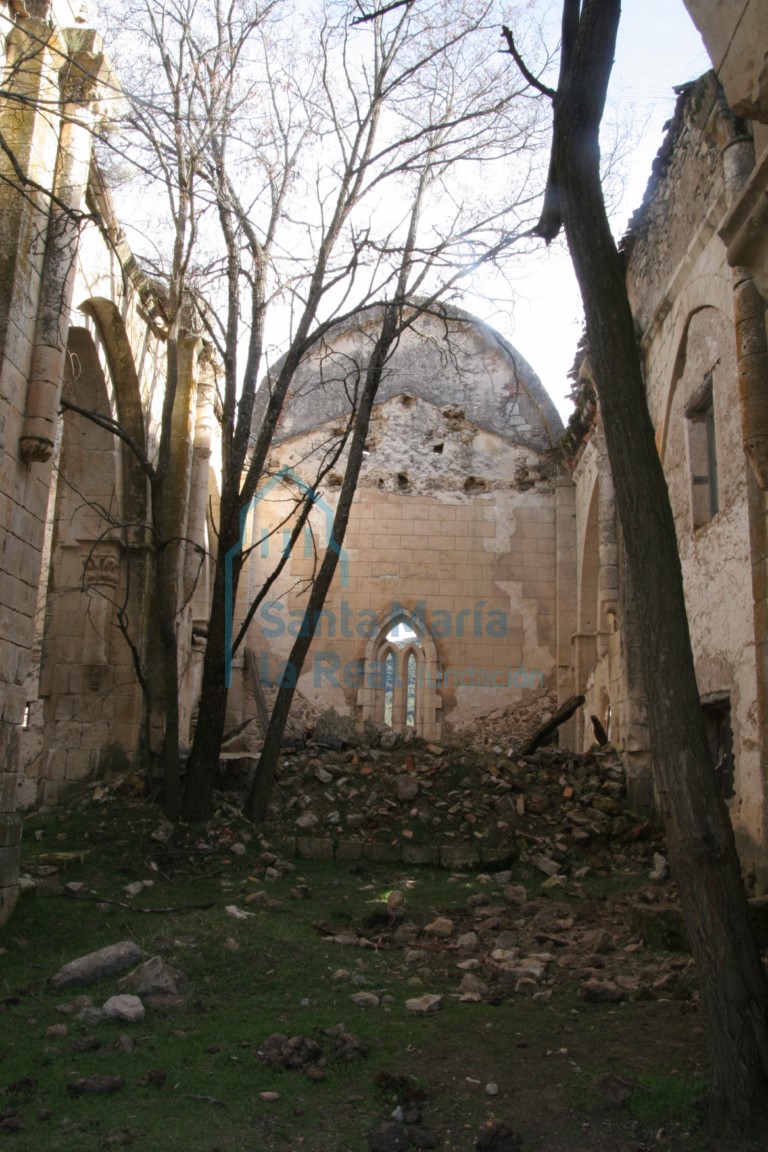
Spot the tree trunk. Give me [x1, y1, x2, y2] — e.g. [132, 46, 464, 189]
[246, 305, 401, 822]
[549, 0, 768, 1130]
[181, 496, 241, 822]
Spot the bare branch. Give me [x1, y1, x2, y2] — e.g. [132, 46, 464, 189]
[501, 25, 556, 99]
[60, 399, 156, 479]
[351, 0, 414, 26]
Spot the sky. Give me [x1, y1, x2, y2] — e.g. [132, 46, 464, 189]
[464, 0, 712, 422]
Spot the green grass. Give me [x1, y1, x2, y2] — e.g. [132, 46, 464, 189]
[627, 1071, 707, 1129]
[1, 800, 522, 1150]
[0, 795, 712, 1152]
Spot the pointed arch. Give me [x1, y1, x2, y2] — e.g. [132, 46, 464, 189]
[357, 605, 441, 739]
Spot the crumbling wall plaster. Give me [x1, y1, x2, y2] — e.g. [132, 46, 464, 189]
[240, 312, 566, 744]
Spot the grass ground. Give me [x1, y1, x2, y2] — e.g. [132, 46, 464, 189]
[0, 794, 752, 1152]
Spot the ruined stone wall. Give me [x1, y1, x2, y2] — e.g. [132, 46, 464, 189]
[623, 76, 726, 339]
[0, 2, 221, 899]
[0, 3, 85, 919]
[579, 73, 768, 877]
[236, 312, 567, 745]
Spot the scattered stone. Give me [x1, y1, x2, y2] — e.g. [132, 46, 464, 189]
[259, 1091, 280, 1102]
[78, 1005, 105, 1025]
[387, 890, 405, 916]
[351, 992, 380, 1008]
[459, 973, 489, 997]
[485, 1082, 499, 1096]
[395, 775, 419, 802]
[424, 917, 453, 938]
[541, 875, 568, 890]
[52, 942, 144, 989]
[581, 929, 615, 954]
[225, 904, 255, 920]
[476, 1123, 524, 1152]
[73, 1035, 101, 1052]
[118, 957, 180, 999]
[231, 842, 247, 856]
[138, 1069, 168, 1089]
[295, 812, 319, 830]
[67, 1075, 126, 1097]
[649, 853, 669, 881]
[151, 822, 174, 843]
[405, 994, 442, 1013]
[124, 882, 145, 898]
[46, 1023, 67, 1038]
[258, 1033, 323, 1070]
[580, 979, 626, 1004]
[324, 1024, 368, 1061]
[102, 995, 145, 1023]
[503, 885, 528, 906]
[314, 708, 365, 748]
[57, 994, 93, 1015]
[530, 854, 561, 877]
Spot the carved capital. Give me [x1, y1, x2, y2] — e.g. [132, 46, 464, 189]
[81, 541, 121, 588]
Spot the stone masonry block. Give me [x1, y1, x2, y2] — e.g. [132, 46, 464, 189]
[296, 837, 334, 861]
[0, 770, 17, 811]
[0, 881, 20, 926]
[0, 841, 21, 889]
[363, 842, 401, 864]
[440, 845, 480, 869]
[400, 843, 439, 865]
[335, 840, 363, 862]
[0, 813, 22, 850]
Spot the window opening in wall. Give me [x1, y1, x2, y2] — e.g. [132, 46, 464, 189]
[406, 651, 417, 727]
[360, 612, 439, 739]
[686, 373, 719, 527]
[387, 621, 418, 644]
[702, 694, 734, 801]
[22, 703, 31, 730]
[383, 650, 395, 727]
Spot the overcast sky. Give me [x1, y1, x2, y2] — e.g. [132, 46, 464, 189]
[465, 0, 712, 422]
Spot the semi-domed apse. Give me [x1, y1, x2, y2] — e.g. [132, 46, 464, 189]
[237, 303, 566, 743]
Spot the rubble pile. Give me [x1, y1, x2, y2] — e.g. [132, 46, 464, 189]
[220, 708, 663, 876]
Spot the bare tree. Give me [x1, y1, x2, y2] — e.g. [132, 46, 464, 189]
[100, 0, 548, 821]
[506, 0, 768, 1133]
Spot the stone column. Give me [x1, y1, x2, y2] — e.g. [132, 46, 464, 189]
[596, 432, 618, 659]
[708, 92, 768, 887]
[554, 478, 577, 746]
[19, 29, 108, 463]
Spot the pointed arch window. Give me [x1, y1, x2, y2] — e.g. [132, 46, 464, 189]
[357, 608, 442, 740]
